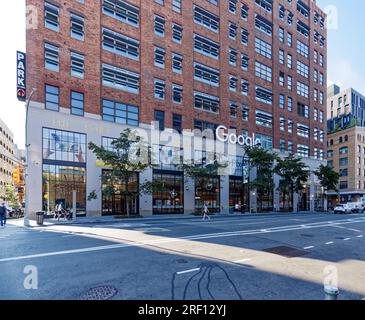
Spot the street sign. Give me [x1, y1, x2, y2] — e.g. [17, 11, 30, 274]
[17, 51, 26, 102]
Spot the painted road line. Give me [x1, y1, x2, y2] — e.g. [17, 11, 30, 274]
[344, 238, 351, 241]
[177, 268, 200, 275]
[326, 242, 334, 245]
[303, 246, 314, 250]
[2, 218, 365, 263]
[233, 258, 252, 264]
[357, 235, 363, 238]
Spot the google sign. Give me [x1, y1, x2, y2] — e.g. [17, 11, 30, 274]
[216, 125, 261, 147]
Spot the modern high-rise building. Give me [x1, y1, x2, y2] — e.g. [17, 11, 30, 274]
[25, 0, 327, 217]
[327, 84, 365, 206]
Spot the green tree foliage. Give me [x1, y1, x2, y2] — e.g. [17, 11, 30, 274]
[4, 186, 19, 208]
[315, 164, 340, 193]
[274, 155, 310, 210]
[244, 146, 276, 211]
[88, 129, 163, 216]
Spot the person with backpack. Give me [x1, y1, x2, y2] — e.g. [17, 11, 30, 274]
[0, 202, 7, 227]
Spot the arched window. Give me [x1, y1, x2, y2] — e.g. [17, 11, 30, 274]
[339, 136, 343, 143]
[345, 135, 348, 142]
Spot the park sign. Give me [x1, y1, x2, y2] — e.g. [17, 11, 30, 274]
[16, 51, 26, 102]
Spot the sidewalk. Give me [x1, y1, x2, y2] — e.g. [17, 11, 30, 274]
[8, 210, 329, 228]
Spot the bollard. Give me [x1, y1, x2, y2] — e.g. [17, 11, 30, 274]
[324, 285, 339, 300]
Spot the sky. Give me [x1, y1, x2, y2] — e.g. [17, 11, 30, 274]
[0, 0, 364, 149]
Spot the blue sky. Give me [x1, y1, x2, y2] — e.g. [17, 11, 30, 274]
[0, 0, 364, 148]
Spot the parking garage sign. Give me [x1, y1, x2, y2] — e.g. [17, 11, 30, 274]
[16, 51, 26, 102]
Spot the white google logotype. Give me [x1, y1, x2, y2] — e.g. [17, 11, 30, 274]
[216, 125, 261, 147]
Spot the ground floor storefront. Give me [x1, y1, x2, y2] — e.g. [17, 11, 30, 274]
[27, 106, 327, 218]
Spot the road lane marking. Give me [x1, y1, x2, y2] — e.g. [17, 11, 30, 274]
[326, 242, 334, 245]
[177, 268, 200, 275]
[2, 218, 365, 263]
[233, 258, 252, 264]
[303, 246, 314, 250]
[357, 235, 363, 238]
[344, 238, 351, 241]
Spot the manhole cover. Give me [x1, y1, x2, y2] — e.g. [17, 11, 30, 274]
[262, 246, 309, 258]
[176, 259, 188, 264]
[80, 285, 118, 300]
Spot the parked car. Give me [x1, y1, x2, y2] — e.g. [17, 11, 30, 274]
[346, 202, 362, 213]
[334, 204, 351, 214]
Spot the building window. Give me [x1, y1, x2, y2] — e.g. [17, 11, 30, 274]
[194, 91, 219, 113]
[172, 114, 182, 133]
[172, 53, 183, 73]
[297, 124, 310, 139]
[193, 34, 220, 59]
[255, 14, 272, 35]
[297, 40, 309, 58]
[70, 13, 84, 41]
[102, 99, 139, 126]
[154, 46, 165, 68]
[155, 110, 165, 131]
[102, 28, 139, 60]
[229, 75, 237, 92]
[70, 52, 85, 78]
[340, 169, 348, 177]
[229, 0, 237, 13]
[44, 43, 59, 72]
[172, 23, 183, 43]
[255, 0, 273, 13]
[229, 22, 237, 39]
[242, 105, 249, 121]
[193, 5, 219, 32]
[230, 102, 238, 118]
[339, 181, 348, 190]
[172, 0, 182, 13]
[241, 53, 249, 71]
[241, 3, 249, 20]
[280, 94, 285, 109]
[45, 2, 59, 32]
[280, 117, 285, 131]
[255, 110, 273, 128]
[229, 48, 237, 65]
[288, 120, 293, 133]
[297, 82, 309, 98]
[154, 15, 165, 36]
[339, 158, 348, 166]
[241, 80, 249, 96]
[102, 0, 139, 27]
[241, 28, 249, 46]
[172, 84, 183, 104]
[102, 64, 139, 93]
[194, 62, 219, 86]
[288, 97, 292, 112]
[255, 37, 272, 59]
[297, 144, 310, 158]
[154, 79, 165, 100]
[255, 61, 272, 82]
[71, 91, 84, 116]
[255, 86, 273, 105]
[297, 102, 309, 118]
[45, 84, 59, 111]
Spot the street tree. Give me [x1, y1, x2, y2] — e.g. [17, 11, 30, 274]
[274, 155, 310, 211]
[179, 158, 227, 213]
[88, 129, 164, 216]
[4, 186, 20, 208]
[244, 146, 277, 212]
[314, 164, 340, 208]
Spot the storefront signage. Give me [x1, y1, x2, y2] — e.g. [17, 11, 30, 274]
[216, 125, 261, 147]
[16, 51, 26, 101]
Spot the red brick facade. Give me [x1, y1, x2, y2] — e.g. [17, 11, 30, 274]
[26, 0, 327, 155]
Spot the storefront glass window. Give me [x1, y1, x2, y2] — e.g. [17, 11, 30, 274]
[195, 176, 220, 213]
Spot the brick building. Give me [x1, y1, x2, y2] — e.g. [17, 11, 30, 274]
[25, 0, 327, 217]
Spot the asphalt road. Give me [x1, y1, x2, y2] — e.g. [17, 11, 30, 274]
[1, 212, 365, 300]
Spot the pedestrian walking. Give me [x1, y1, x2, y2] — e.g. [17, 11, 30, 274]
[202, 203, 211, 221]
[56, 202, 64, 222]
[0, 202, 7, 227]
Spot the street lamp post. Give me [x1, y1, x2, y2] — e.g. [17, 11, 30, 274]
[24, 88, 37, 227]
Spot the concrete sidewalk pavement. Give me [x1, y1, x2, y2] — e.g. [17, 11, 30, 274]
[7, 210, 332, 228]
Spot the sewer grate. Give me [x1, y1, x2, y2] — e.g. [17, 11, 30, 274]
[80, 285, 118, 300]
[262, 246, 309, 258]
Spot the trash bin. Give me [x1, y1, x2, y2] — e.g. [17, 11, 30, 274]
[36, 211, 45, 226]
